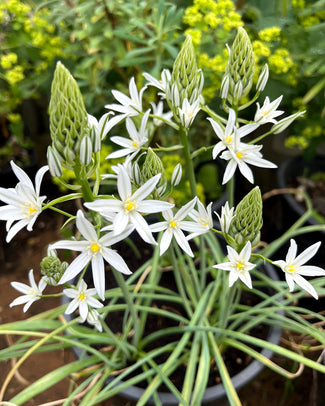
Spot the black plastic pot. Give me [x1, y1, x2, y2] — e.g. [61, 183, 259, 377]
[277, 155, 325, 233]
[62, 262, 282, 406]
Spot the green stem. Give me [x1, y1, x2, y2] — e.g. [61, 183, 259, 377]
[227, 176, 235, 208]
[112, 269, 139, 351]
[180, 126, 197, 198]
[42, 193, 82, 211]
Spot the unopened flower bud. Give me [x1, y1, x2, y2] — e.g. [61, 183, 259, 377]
[171, 163, 182, 186]
[40, 250, 68, 285]
[80, 135, 93, 166]
[220, 74, 230, 99]
[271, 110, 306, 134]
[132, 161, 142, 185]
[256, 64, 269, 92]
[223, 27, 255, 105]
[170, 35, 204, 115]
[47, 145, 63, 177]
[228, 186, 263, 250]
[49, 61, 90, 169]
[142, 148, 165, 183]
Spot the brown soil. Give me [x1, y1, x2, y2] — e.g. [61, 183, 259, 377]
[0, 210, 322, 406]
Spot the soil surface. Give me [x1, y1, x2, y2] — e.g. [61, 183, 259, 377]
[0, 204, 322, 406]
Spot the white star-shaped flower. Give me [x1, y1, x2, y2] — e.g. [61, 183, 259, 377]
[88, 112, 114, 142]
[150, 198, 208, 257]
[189, 200, 213, 233]
[213, 241, 255, 288]
[0, 161, 48, 242]
[50, 210, 132, 300]
[254, 95, 284, 124]
[85, 167, 173, 245]
[63, 279, 103, 322]
[150, 101, 173, 127]
[143, 69, 171, 99]
[208, 109, 259, 159]
[215, 202, 235, 233]
[178, 98, 201, 129]
[273, 239, 325, 299]
[107, 110, 150, 160]
[10, 269, 47, 312]
[104, 77, 147, 132]
[220, 137, 277, 184]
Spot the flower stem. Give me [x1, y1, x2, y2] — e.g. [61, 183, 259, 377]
[112, 268, 139, 351]
[180, 126, 197, 198]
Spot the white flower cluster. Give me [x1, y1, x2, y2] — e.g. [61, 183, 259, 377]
[2, 49, 324, 335]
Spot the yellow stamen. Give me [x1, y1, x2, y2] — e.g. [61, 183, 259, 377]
[236, 262, 244, 270]
[225, 136, 232, 143]
[236, 152, 243, 159]
[287, 265, 296, 273]
[28, 207, 37, 214]
[170, 220, 177, 228]
[125, 201, 135, 211]
[79, 292, 86, 301]
[132, 141, 138, 148]
[90, 243, 100, 253]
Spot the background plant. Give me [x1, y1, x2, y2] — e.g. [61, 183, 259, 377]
[241, 0, 325, 158]
[46, 0, 185, 117]
[0, 0, 69, 167]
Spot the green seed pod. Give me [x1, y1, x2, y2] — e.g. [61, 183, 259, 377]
[49, 61, 89, 169]
[223, 27, 255, 105]
[40, 252, 68, 285]
[170, 35, 204, 111]
[228, 186, 263, 251]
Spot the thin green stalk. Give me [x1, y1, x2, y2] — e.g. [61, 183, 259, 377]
[138, 233, 163, 339]
[42, 193, 82, 210]
[208, 332, 242, 406]
[112, 268, 139, 351]
[180, 126, 197, 198]
[227, 176, 235, 208]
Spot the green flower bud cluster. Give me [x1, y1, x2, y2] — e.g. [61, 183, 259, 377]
[48, 62, 90, 174]
[227, 186, 263, 251]
[222, 27, 255, 105]
[142, 148, 167, 197]
[169, 35, 204, 114]
[40, 253, 68, 285]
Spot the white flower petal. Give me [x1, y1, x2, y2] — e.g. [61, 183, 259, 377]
[102, 247, 132, 275]
[76, 210, 98, 242]
[91, 255, 105, 300]
[59, 253, 90, 284]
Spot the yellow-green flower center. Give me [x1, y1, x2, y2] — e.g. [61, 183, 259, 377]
[132, 141, 138, 148]
[22, 203, 38, 219]
[78, 292, 86, 301]
[236, 262, 244, 270]
[236, 152, 243, 159]
[286, 265, 296, 273]
[225, 136, 232, 144]
[170, 220, 177, 228]
[90, 243, 100, 253]
[125, 201, 136, 211]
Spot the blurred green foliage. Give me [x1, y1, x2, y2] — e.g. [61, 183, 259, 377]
[0, 0, 69, 166]
[240, 0, 325, 158]
[47, 0, 184, 115]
